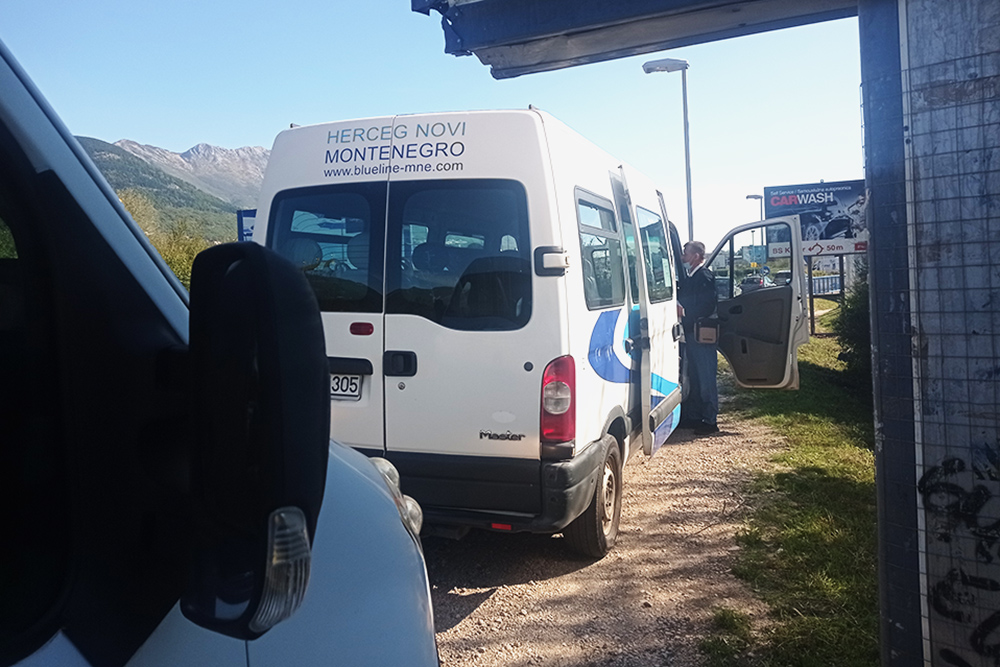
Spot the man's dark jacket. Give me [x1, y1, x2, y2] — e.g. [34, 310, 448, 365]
[678, 265, 717, 340]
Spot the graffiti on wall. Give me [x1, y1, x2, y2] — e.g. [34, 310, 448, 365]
[919, 447, 1000, 665]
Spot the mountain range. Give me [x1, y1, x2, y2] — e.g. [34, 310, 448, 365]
[78, 136, 270, 241]
[114, 140, 269, 208]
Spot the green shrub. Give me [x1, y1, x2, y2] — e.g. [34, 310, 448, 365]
[0, 219, 16, 258]
[831, 261, 872, 389]
[118, 189, 211, 289]
[148, 219, 212, 289]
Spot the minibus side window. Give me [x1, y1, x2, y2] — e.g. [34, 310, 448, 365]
[575, 190, 626, 310]
[268, 183, 387, 313]
[386, 179, 531, 331]
[636, 207, 673, 302]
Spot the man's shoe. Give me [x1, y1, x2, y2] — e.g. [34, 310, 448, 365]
[694, 422, 719, 435]
[677, 418, 701, 429]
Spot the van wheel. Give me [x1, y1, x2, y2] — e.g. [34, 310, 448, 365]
[564, 441, 622, 558]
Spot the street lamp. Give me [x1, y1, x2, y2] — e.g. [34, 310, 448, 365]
[746, 194, 763, 221]
[643, 57, 693, 242]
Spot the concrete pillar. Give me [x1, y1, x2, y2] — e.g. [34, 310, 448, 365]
[861, 0, 1000, 663]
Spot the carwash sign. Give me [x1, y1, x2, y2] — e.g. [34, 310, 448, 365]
[764, 180, 867, 256]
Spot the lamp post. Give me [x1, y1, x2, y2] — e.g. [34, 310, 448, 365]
[746, 193, 763, 221]
[643, 57, 693, 242]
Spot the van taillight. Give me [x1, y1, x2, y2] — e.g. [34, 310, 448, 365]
[540, 355, 575, 443]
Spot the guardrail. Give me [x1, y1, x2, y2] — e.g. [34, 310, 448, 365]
[812, 275, 842, 295]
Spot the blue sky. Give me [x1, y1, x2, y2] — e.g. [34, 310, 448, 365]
[2, 1, 862, 246]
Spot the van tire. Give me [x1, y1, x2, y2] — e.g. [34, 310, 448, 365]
[564, 439, 622, 558]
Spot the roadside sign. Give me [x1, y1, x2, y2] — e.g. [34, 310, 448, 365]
[237, 209, 256, 242]
[763, 180, 867, 255]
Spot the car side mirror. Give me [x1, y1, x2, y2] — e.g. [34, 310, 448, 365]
[181, 242, 330, 639]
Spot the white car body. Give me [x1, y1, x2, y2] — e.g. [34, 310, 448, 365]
[0, 37, 438, 667]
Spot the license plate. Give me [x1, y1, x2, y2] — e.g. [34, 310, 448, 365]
[330, 374, 362, 401]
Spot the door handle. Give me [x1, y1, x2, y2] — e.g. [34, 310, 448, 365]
[624, 336, 652, 354]
[729, 305, 743, 315]
[328, 356, 374, 375]
[383, 350, 418, 377]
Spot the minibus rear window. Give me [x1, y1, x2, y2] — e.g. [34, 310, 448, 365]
[385, 179, 531, 331]
[268, 183, 387, 313]
[269, 179, 530, 328]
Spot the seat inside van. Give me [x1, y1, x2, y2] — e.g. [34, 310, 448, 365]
[444, 255, 530, 329]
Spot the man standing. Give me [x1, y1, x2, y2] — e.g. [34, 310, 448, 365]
[678, 241, 719, 435]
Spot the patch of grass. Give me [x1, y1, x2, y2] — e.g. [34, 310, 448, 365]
[707, 302, 879, 667]
[702, 608, 755, 666]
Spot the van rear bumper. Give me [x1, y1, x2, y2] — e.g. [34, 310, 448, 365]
[373, 439, 606, 534]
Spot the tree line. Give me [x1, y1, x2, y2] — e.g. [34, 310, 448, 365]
[119, 188, 213, 288]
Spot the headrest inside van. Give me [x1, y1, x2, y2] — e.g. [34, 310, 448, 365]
[347, 232, 369, 271]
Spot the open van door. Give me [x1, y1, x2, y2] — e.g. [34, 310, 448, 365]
[611, 170, 682, 457]
[609, 170, 654, 456]
[706, 216, 809, 389]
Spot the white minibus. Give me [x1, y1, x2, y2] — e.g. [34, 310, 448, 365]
[255, 108, 809, 557]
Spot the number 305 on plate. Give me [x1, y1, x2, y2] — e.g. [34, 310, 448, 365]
[330, 374, 362, 401]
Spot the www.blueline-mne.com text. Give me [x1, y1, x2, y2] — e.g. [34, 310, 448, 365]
[324, 161, 464, 177]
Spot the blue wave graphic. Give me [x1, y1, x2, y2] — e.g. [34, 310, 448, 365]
[588, 309, 677, 399]
[652, 405, 682, 452]
[652, 375, 679, 397]
[588, 310, 630, 383]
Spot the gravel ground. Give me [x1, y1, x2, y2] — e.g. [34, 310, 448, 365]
[422, 414, 785, 667]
